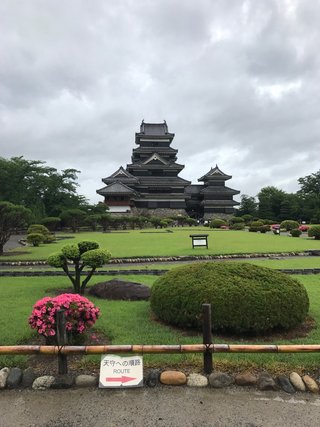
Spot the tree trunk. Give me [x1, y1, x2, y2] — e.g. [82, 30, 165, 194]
[73, 261, 81, 294]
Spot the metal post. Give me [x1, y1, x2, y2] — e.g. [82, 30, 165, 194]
[56, 309, 68, 374]
[202, 303, 213, 374]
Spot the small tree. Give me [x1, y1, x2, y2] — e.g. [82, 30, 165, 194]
[186, 217, 197, 226]
[99, 213, 113, 232]
[41, 217, 61, 231]
[85, 214, 101, 231]
[27, 233, 44, 247]
[0, 201, 31, 255]
[60, 209, 86, 232]
[47, 241, 111, 294]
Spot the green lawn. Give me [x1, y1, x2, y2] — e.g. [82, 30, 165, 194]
[1, 271, 320, 373]
[2, 228, 320, 261]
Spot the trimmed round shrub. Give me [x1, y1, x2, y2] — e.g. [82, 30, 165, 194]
[229, 217, 245, 225]
[27, 224, 55, 243]
[308, 225, 320, 240]
[248, 220, 264, 232]
[210, 218, 227, 228]
[241, 214, 253, 224]
[259, 225, 271, 233]
[290, 228, 302, 237]
[28, 224, 50, 235]
[280, 220, 300, 231]
[229, 223, 245, 230]
[150, 262, 309, 334]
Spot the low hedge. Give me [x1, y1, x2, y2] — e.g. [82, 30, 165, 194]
[308, 225, 320, 240]
[150, 262, 309, 334]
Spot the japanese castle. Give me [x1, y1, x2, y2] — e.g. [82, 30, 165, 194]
[97, 121, 240, 219]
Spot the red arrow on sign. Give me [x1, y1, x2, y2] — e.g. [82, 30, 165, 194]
[105, 376, 136, 384]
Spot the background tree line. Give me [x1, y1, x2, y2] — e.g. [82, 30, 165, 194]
[1, 156, 320, 231]
[237, 170, 320, 223]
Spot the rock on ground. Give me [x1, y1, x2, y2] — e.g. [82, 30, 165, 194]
[235, 372, 257, 386]
[7, 368, 22, 389]
[257, 372, 278, 391]
[145, 370, 161, 387]
[302, 375, 319, 393]
[160, 370, 187, 386]
[289, 372, 306, 392]
[0, 368, 10, 389]
[187, 373, 208, 387]
[209, 372, 234, 388]
[276, 375, 295, 394]
[89, 279, 151, 300]
[22, 368, 37, 388]
[32, 376, 55, 390]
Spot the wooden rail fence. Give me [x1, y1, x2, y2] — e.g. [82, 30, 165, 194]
[1, 305, 319, 375]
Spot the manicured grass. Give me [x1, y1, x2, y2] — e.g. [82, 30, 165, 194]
[1, 272, 320, 372]
[239, 256, 320, 270]
[2, 229, 320, 261]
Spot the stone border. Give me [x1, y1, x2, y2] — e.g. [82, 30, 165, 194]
[0, 269, 167, 277]
[0, 251, 309, 266]
[0, 367, 318, 394]
[1, 267, 320, 277]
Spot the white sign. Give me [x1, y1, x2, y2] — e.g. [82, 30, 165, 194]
[193, 239, 207, 246]
[99, 354, 143, 388]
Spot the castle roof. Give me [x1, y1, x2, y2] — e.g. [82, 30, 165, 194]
[135, 120, 175, 144]
[102, 166, 139, 185]
[139, 120, 169, 135]
[198, 165, 232, 182]
[200, 186, 240, 195]
[96, 182, 137, 195]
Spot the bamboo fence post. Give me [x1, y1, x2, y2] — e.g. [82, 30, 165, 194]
[202, 303, 213, 374]
[56, 309, 68, 374]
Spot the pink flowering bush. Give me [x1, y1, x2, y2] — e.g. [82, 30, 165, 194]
[29, 294, 100, 339]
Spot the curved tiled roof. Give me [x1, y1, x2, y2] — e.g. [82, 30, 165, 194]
[96, 182, 136, 195]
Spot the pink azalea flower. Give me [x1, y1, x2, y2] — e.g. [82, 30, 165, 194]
[29, 294, 101, 337]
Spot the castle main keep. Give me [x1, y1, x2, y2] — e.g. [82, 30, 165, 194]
[97, 121, 240, 219]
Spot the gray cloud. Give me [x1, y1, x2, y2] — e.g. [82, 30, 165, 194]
[1, 0, 320, 204]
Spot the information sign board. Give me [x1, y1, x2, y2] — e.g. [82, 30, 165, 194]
[190, 234, 209, 249]
[99, 354, 143, 388]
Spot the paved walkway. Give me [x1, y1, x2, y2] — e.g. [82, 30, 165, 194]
[3, 234, 25, 251]
[1, 387, 320, 427]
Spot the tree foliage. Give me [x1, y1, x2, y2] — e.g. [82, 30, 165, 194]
[0, 156, 86, 220]
[297, 170, 320, 222]
[237, 195, 258, 217]
[47, 241, 111, 294]
[60, 209, 87, 232]
[0, 201, 31, 254]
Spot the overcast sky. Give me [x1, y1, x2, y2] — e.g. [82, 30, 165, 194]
[1, 0, 319, 204]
